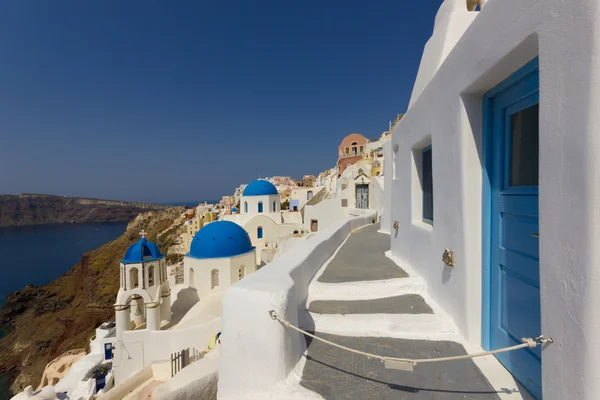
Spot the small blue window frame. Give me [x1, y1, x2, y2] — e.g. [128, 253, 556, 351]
[258, 201, 263, 213]
[273, 201, 276, 212]
[257, 226, 263, 239]
[244, 202, 248, 213]
[422, 145, 433, 225]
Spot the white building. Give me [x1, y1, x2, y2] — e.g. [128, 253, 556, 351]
[183, 220, 257, 299]
[385, 0, 599, 397]
[223, 179, 302, 262]
[114, 232, 171, 338]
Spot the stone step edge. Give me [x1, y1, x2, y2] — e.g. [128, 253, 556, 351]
[302, 312, 459, 341]
[308, 277, 426, 304]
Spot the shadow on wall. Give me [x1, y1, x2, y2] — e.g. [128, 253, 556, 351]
[170, 288, 200, 326]
[441, 264, 453, 285]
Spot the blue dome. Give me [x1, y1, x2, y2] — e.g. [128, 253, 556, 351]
[122, 237, 164, 264]
[231, 207, 238, 212]
[188, 221, 254, 259]
[242, 180, 278, 196]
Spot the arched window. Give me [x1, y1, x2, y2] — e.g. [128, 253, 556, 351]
[211, 269, 219, 289]
[129, 267, 139, 289]
[239, 265, 245, 279]
[307, 191, 313, 200]
[273, 201, 276, 212]
[244, 202, 248, 213]
[189, 268, 195, 288]
[258, 201, 263, 213]
[351, 141, 358, 155]
[257, 226, 263, 239]
[148, 265, 155, 286]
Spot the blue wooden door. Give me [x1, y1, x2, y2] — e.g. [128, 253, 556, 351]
[484, 58, 541, 398]
[104, 342, 113, 360]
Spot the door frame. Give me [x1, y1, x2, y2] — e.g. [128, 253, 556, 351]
[481, 56, 540, 350]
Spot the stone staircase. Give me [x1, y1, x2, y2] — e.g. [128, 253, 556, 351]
[298, 223, 503, 399]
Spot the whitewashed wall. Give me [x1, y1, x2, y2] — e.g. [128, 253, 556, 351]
[369, 176, 384, 217]
[241, 194, 280, 215]
[408, 0, 477, 108]
[218, 211, 376, 399]
[291, 187, 322, 210]
[303, 198, 346, 231]
[184, 252, 255, 299]
[244, 215, 301, 263]
[113, 318, 221, 384]
[379, 140, 393, 234]
[390, 0, 600, 398]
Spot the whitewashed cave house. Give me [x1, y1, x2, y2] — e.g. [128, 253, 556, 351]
[386, 0, 600, 398]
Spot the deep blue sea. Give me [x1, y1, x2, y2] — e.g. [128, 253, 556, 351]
[0, 222, 128, 306]
[0, 222, 127, 398]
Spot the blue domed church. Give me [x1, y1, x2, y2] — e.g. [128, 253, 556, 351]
[222, 179, 302, 265]
[114, 231, 171, 339]
[184, 221, 257, 298]
[241, 179, 280, 215]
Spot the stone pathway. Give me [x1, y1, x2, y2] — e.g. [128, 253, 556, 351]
[300, 223, 501, 399]
[317, 224, 408, 283]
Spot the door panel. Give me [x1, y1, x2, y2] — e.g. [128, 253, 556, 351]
[355, 184, 369, 209]
[485, 59, 541, 399]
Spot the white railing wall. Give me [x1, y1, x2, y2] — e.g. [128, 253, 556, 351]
[218, 211, 376, 399]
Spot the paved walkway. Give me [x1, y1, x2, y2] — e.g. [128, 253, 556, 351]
[317, 224, 408, 283]
[300, 223, 501, 399]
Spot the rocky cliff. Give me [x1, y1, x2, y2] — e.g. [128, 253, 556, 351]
[0, 207, 184, 395]
[0, 194, 168, 227]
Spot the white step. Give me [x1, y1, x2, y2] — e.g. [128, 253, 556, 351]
[306, 312, 459, 341]
[307, 277, 426, 305]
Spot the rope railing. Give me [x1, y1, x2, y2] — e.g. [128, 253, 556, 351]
[268, 310, 553, 371]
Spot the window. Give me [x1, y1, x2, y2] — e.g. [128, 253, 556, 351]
[211, 269, 219, 289]
[239, 265, 245, 279]
[129, 267, 139, 289]
[148, 265, 155, 286]
[307, 191, 313, 200]
[258, 201, 263, 213]
[345, 147, 350, 155]
[510, 104, 539, 186]
[244, 202, 248, 213]
[189, 268, 195, 288]
[273, 201, 276, 212]
[422, 145, 433, 224]
[360, 145, 364, 153]
[257, 226, 263, 239]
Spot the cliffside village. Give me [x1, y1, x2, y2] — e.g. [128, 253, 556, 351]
[13, 0, 599, 398]
[12, 119, 398, 400]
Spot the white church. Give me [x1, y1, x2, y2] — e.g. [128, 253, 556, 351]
[109, 221, 259, 387]
[183, 220, 257, 299]
[223, 179, 303, 263]
[114, 231, 171, 338]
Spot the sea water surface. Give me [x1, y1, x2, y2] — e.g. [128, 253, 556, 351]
[0, 222, 127, 398]
[0, 222, 128, 306]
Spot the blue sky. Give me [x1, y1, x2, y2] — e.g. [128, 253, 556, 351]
[0, 1, 441, 203]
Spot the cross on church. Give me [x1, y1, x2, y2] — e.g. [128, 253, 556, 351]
[139, 230, 147, 239]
